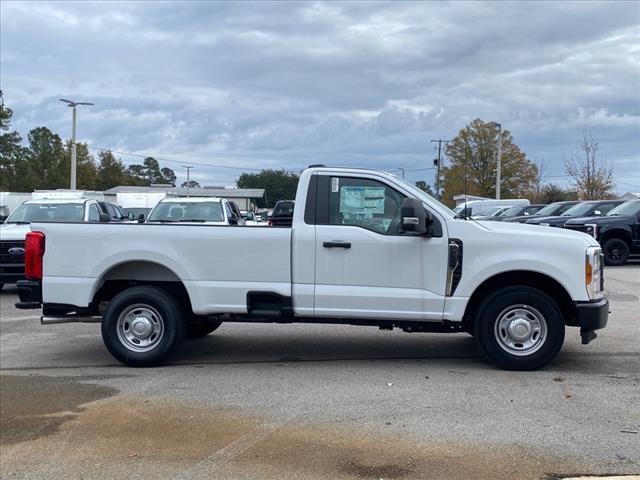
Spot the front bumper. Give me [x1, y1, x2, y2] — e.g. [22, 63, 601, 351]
[15, 280, 42, 309]
[573, 297, 609, 344]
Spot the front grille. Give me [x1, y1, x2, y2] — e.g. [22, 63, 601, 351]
[0, 240, 25, 265]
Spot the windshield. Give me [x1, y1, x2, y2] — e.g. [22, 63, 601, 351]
[394, 177, 458, 217]
[536, 203, 569, 216]
[607, 200, 640, 216]
[499, 205, 524, 216]
[147, 201, 225, 222]
[561, 202, 596, 216]
[5, 202, 85, 223]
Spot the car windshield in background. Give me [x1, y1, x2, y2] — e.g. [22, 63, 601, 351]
[607, 200, 640, 216]
[499, 206, 524, 216]
[536, 203, 570, 216]
[122, 208, 151, 218]
[147, 202, 224, 222]
[561, 202, 596, 216]
[5, 203, 85, 223]
[273, 203, 294, 216]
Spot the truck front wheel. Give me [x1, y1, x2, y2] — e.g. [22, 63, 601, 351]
[602, 238, 630, 266]
[101, 286, 186, 367]
[473, 286, 565, 370]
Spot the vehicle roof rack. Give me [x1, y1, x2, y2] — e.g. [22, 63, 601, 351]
[307, 164, 327, 168]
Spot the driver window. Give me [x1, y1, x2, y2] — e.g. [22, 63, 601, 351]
[329, 177, 406, 235]
[88, 204, 101, 222]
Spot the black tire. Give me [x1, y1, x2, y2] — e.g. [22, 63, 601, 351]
[101, 286, 186, 367]
[186, 319, 222, 338]
[473, 286, 565, 371]
[602, 238, 630, 266]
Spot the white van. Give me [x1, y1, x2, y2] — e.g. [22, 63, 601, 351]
[454, 199, 530, 218]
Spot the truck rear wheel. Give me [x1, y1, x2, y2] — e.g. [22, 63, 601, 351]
[473, 286, 565, 370]
[602, 238, 630, 266]
[101, 286, 186, 367]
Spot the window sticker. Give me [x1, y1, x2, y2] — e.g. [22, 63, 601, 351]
[339, 186, 385, 217]
[331, 177, 339, 193]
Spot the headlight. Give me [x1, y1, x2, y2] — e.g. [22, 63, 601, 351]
[585, 246, 603, 299]
[585, 223, 598, 238]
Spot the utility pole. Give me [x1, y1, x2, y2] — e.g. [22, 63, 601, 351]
[398, 167, 406, 179]
[488, 122, 502, 199]
[183, 166, 194, 197]
[430, 139, 449, 199]
[59, 99, 94, 190]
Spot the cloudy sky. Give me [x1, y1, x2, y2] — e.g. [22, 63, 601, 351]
[1, 1, 639, 190]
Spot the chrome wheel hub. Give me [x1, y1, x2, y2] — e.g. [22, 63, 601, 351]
[494, 305, 547, 356]
[116, 304, 164, 353]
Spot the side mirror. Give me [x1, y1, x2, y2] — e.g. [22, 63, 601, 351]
[400, 198, 429, 234]
[229, 215, 238, 225]
[137, 214, 145, 223]
[99, 213, 111, 223]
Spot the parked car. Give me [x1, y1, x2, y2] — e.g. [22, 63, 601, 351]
[525, 200, 625, 227]
[121, 207, 152, 222]
[17, 166, 608, 371]
[453, 199, 529, 218]
[98, 201, 126, 222]
[503, 201, 579, 223]
[477, 204, 547, 222]
[563, 200, 640, 266]
[269, 200, 294, 226]
[146, 197, 242, 225]
[0, 198, 110, 290]
[241, 210, 265, 226]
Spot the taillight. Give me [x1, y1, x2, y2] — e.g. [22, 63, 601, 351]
[25, 231, 45, 280]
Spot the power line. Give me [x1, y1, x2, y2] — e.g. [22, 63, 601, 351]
[87, 145, 265, 172]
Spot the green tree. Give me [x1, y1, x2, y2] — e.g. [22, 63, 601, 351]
[181, 180, 201, 188]
[126, 157, 176, 185]
[19, 127, 67, 190]
[0, 91, 26, 191]
[96, 150, 130, 190]
[61, 141, 98, 190]
[415, 180, 434, 197]
[237, 169, 299, 208]
[440, 119, 538, 206]
[538, 183, 577, 204]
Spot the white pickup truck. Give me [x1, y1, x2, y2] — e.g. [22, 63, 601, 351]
[16, 166, 609, 370]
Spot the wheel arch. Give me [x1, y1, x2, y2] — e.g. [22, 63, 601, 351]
[90, 260, 193, 315]
[599, 228, 633, 248]
[463, 270, 576, 328]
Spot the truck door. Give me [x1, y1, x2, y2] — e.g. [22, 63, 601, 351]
[313, 174, 448, 320]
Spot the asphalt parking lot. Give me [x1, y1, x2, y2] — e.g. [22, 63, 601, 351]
[1, 262, 639, 480]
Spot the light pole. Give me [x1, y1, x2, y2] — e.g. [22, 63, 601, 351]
[398, 167, 405, 179]
[488, 122, 502, 199]
[183, 166, 194, 197]
[59, 99, 94, 190]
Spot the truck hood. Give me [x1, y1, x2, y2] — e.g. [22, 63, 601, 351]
[564, 215, 634, 226]
[474, 218, 598, 246]
[0, 223, 31, 241]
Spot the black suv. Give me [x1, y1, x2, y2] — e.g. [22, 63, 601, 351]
[525, 200, 625, 228]
[503, 201, 579, 223]
[563, 200, 640, 266]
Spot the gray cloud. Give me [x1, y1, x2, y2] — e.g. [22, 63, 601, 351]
[1, 1, 638, 188]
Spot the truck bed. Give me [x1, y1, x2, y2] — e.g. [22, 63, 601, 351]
[33, 222, 292, 314]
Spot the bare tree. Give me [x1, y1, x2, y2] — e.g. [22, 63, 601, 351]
[531, 158, 548, 202]
[564, 131, 614, 200]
